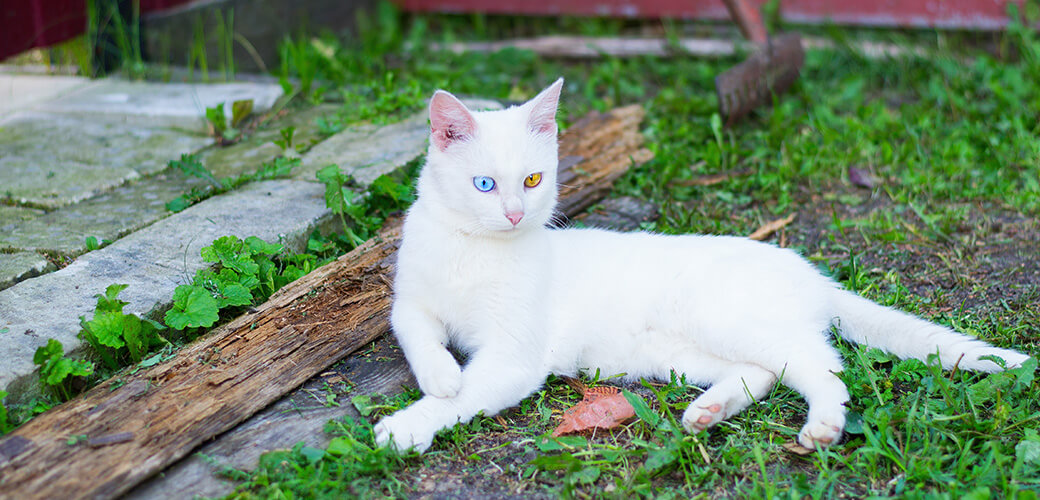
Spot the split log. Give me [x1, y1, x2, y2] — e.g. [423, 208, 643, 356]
[0, 104, 651, 500]
[426, 35, 925, 60]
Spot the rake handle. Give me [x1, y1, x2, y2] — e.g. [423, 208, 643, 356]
[720, 0, 769, 45]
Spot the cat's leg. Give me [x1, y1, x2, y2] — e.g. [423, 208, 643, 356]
[681, 363, 776, 432]
[390, 300, 462, 398]
[374, 344, 546, 452]
[776, 351, 850, 449]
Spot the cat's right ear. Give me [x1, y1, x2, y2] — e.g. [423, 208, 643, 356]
[430, 90, 477, 152]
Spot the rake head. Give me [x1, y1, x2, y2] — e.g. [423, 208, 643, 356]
[715, 32, 805, 125]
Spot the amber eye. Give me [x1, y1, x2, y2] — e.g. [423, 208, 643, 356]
[524, 172, 542, 188]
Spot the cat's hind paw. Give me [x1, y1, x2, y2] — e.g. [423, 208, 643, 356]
[682, 403, 725, 432]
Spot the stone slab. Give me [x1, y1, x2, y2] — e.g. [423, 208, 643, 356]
[36, 78, 285, 132]
[0, 252, 54, 291]
[0, 112, 211, 208]
[0, 173, 208, 255]
[0, 74, 96, 117]
[0, 205, 43, 228]
[0, 180, 330, 405]
[200, 103, 343, 179]
[299, 99, 502, 185]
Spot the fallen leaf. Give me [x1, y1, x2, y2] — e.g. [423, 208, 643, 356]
[781, 441, 815, 456]
[748, 213, 796, 241]
[552, 386, 636, 437]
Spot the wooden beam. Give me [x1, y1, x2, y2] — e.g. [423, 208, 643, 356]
[0, 104, 651, 500]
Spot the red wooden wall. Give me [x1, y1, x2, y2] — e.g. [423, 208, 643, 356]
[1, 0, 192, 61]
[2, 0, 1034, 61]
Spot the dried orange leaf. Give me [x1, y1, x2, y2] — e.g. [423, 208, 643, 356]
[781, 441, 815, 456]
[552, 386, 636, 437]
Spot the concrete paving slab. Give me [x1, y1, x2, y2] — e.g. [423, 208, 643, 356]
[0, 180, 330, 405]
[298, 99, 501, 185]
[200, 103, 342, 179]
[0, 252, 54, 291]
[36, 78, 285, 132]
[0, 205, 44, 228]
[0, 112, 210, 208]
[0, 74, 96, 117]
[0, 173, 208, 255]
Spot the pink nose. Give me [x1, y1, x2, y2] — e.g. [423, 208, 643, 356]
[506, 212, 524, 226]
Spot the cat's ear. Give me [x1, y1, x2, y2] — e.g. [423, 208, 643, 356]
[527, 78, 563, 136]
[430, 90, 477, 152]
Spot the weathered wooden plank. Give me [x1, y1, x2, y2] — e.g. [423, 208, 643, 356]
[0, 104, 650, 500]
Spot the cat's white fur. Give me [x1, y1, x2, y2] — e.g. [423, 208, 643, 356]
[374, 78, 1030, 452]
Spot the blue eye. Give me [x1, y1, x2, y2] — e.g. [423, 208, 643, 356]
[473, 176, 495, 192]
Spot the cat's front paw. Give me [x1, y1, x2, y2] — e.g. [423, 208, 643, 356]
[798, 418, 844, 449]
[414, 350, 463, 398]
[374, 410, 436, 453]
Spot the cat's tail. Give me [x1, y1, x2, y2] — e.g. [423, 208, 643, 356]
[829, 289, 1029, 373]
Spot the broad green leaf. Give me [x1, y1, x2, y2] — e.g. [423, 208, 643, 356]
[0, 390, 10, 433]
[1016, 429, 1040, 468]
[528, 452, 582, 471]
[122, 315, 145, 362]
[351, 394, 377, 416]
[231, 99, 253, 127]
[535, 435, 587, 452]
[570, 466, 600, 484]
[95, 284, 129, 313]
[165, 195, 194, 213]
[244, 236, 282, 255]
[622, 390, 660, 427]
[43, 357, 94, 386]
[218, 283, 253, 308]
[139, 352, 165, 368]
[33, 338, 64, 365]
[299, 446, 325, 465]
[315, 164, 345, 185]
[169, 153, 220, 188]
[165, 285, 220, 330]
[644, 444, 677, 471]
[326, 436, 354, 456]
[84, 311, 128, 349]
[202, 236, 259, 276]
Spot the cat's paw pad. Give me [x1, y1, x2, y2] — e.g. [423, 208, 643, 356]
[797, 420, 843, 449]
[416, 362, 462, 398]
[682, 402, 725, 432]
[374, 413, 434, 453]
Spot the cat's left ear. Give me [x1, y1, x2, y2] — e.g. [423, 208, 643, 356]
[527, 77, 564, 136]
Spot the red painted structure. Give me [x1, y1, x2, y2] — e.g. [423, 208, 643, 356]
[2, 0, 1034, 61]
[1, 0, 192, 61]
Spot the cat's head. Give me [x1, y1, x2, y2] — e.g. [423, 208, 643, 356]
[416, 78, 563, 237]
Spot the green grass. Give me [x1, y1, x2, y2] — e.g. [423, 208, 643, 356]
[7, 1, 1039, 496]
[215, 5, 1040, 497]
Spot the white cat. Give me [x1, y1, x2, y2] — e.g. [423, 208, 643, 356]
[374, 78, 1030, 453]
